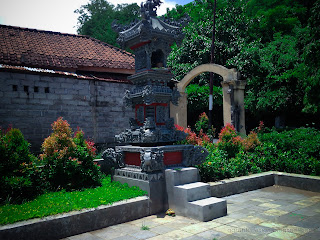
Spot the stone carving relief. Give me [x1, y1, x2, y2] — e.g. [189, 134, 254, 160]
[129, 118, 138, 130]
[123, 90, 132, 108]
[102, 148, 125, 169]
[156, 105, 166, 123]
[135, 48, 148, 71]
[140, 149, 164, 172]
[142, 85, 155, 105]
[140, 0, 163, 19]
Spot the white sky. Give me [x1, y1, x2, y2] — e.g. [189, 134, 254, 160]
[0, 0, 191, 35]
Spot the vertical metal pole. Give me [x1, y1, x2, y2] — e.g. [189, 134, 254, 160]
[209, 0, 216, 127]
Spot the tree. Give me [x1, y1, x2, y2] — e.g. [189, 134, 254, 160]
[75, 0, 139, 47]
[167, 0, 320, 128]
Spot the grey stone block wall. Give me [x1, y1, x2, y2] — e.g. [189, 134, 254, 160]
[0, 71, 134, 152]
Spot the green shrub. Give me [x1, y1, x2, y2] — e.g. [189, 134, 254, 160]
[198, 126, 320, 182]
[259, 127, 320, 160]
[217, 123, 244, 158]
[197, 146, 253, 182]
[40, 117, 103, 191]
[0, 127, 43, 204]
[194, 112, 216, 138]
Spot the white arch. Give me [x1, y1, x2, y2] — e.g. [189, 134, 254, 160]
[177, 63, 240, 92]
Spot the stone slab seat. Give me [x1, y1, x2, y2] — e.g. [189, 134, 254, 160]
[188, 197, 227, 221]
[174, 182, 211, 202]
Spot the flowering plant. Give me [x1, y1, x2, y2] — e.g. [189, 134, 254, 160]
[175, 124, 210, 146]
[41, 117, 102, 191]
[217, 123, 244, 158]
[195, 112, 216, 138]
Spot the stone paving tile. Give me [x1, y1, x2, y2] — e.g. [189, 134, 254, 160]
[275, 213, 306, 225]
[260, 221, 288, 230]
[259, 203, 282, 208]
[161, 229, 193, 239]
[267, 230, 299, 240]
[263, 209, 289, 217]
[227, 220, 275, 236]
[247, 204, 269, 212]
[240, 215, 266, 224]
[110, 222, 142, 233]
[272, 199, 301, 205]
[279, 203, 307, 212]
[232, 230, 265, 240]
[219, 234, 246, 239]
[251, 198, 275, 203]
[226, 204, 243, 213]
[280, 225, 310, 237]
[149, 224, 176, 234]
[156, 221, 191, 230]
[181, 235, 207, 240]
[212, 216, 236, 224]
[200, 221, 222, 229]
[128, 229, 158, 239]
[254, 213, 279, 222]
[129, 215, 157, 225]
[262, 236, 281, 240]
[227, 211, 251, 220]
[293, 200, 315, 207]
[180, 222, 210, 234]
[295, 230, 320, 240]
[291, 218, 320, 230]
[68, 233, 103, 240]
[112, 235, 139, 240]
[212, 224, 235, 235]
[91, 227, 128, 239]
[234, 208, 263, 216]
[196, 229, 227, 239]
[147, 235, 174, 240]
[293, 206, 320, 217]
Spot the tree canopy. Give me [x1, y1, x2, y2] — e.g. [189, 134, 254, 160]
[75, 0, 139, 47]
[166, 0, 320, 127]
[75, 0, 320, 128]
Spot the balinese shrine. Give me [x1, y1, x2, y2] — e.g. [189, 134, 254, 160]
[102, 0, 227, 221]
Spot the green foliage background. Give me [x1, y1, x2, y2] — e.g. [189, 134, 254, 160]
[75, 0, 140, 48]
[75, 0, 320, 128]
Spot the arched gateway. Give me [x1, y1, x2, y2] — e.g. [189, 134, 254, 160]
[170, 63, 247, 135]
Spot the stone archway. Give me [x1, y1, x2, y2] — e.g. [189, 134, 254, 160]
[170, 64, 247, 135]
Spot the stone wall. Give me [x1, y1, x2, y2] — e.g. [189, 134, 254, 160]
[0, 71, 134, 152]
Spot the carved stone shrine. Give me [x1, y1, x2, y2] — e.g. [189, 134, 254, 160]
[103, 0, 209, 214]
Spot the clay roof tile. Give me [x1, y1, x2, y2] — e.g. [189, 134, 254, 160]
[0, 24, 135, 72]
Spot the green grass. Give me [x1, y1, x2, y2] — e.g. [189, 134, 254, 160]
[0, 175, 147, 225]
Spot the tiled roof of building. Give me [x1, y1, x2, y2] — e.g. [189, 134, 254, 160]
[0, 24, 135, 73]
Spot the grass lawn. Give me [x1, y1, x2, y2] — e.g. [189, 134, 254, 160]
[0, 175, 147, 225]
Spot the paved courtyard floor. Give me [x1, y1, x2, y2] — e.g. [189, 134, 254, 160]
[64, 186, 320, 240]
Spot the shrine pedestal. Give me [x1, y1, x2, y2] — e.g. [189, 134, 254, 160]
[112, 144, 208, 214]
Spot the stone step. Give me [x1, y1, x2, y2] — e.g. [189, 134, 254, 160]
[174, 182, 211, 202]
[165, 167, 200, 186]
[188, 197, 227, 222]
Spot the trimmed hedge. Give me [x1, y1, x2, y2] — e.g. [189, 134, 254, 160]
[197, 127, 320, 182]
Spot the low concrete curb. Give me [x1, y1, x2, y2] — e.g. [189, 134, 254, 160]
[209, 171, 320, 197]
[0, 196, 150, 240]
[275, 171, 320, 192]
